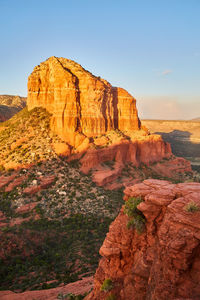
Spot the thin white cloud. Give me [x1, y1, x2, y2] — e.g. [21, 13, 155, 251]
[162, 69, 172, 76]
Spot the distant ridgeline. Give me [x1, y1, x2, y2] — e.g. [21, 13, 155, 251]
[0, 95, 26, 122]
[142, 119, 200, 172]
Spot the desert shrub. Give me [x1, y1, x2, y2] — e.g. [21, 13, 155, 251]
[68, 159, 79, 168]
[103, 160, 115, 169]
[101, 278, 113, 292]
[0, 164, 5, 172]
[0, 214, 112, 292]
[0, 191, 15, 216]
[124, 197, 146, 234]
[35, 205, 45, 217]
[185, 202, 199, 212]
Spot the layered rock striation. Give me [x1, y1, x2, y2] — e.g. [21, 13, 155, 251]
[27, 56, 140, 146]
[80, 134, 171, 174]
[86, 180, 200, 300]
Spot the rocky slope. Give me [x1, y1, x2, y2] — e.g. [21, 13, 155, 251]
[87, 179, 200, 300]
[0, 95, 26, 122]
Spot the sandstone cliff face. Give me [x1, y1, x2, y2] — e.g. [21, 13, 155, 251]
[27, 57, 140, 146]
[86, 180, 200, 300]
[80, 134, 171, 174]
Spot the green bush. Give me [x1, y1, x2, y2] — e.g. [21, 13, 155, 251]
[124, 197, 146, 234]
[185, 202, 199, 213]
[101, 278, 113, 292]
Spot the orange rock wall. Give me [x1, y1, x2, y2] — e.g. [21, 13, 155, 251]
[80, 135, 171, 174]
[86, 180, 200, 300]
[27, 57, 140, 146]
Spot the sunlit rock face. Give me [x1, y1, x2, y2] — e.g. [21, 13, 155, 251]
[27, 56, 141, 146]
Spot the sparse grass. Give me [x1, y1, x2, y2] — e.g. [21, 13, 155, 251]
[185, 202, 199, 213]
[101, 278, 113, 292]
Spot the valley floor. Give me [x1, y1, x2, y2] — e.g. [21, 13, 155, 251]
[142, 119, 200, 172]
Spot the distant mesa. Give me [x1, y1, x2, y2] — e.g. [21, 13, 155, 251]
[191, 117, 200, 121]
[27, 56, 141, 147]
[0, 95, 26, 122]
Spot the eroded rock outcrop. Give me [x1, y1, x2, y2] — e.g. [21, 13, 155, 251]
[86, 180, 200, 300]
[27, 56, 140, 146]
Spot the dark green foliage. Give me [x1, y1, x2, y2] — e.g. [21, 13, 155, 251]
[68, 159, 80, 168]
[0, 190, 17, 216]
[124, 197, 146, 234]
[0, 215, 112, 292]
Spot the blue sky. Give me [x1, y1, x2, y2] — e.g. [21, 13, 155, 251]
[0, 0, 200, 119]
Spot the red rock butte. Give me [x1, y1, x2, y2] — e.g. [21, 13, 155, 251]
[27, 56, 141, 146]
